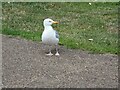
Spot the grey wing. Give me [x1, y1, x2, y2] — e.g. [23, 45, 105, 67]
[54, 30, 59, 39]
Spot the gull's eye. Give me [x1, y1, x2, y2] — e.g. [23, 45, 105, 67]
[49, 21, 52, 22]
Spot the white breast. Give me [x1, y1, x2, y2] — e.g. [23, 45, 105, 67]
[42, 29, 59, 45]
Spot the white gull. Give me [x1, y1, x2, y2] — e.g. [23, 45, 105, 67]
[42, 18, 60, 56]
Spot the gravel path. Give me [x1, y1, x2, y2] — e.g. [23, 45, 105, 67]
[2, 35, 118, 88]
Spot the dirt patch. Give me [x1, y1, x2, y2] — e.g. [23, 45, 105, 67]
[2, 35, 118, 88]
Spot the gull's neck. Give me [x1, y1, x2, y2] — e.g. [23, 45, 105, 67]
[44, 25, 53, 30]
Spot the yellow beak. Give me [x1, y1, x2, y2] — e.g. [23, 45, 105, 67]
[52, 21, 59, 24]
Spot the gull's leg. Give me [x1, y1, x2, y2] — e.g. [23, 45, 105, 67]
[55, 45, 60, 56]
[46, 45, 53, 56]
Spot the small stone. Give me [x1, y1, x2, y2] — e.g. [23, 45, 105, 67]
[89, 3, 92, 5]
[88, 39, 93, 41]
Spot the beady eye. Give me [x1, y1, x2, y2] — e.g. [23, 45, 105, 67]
[49, 21, 52, 22]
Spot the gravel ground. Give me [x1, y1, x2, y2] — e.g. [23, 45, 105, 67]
[2, 35, 118, 88]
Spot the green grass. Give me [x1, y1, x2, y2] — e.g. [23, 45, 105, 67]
[2, 2, 118, 54]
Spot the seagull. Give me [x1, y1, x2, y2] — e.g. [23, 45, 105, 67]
[42, 18, 60, 56]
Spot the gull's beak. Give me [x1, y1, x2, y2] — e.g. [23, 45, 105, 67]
[52, 21, 59, 24]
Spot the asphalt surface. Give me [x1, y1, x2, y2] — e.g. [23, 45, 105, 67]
[2, 35, 118, 88]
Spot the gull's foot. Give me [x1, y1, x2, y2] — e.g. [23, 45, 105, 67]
[46, 52, 53, 56]
[55, 52, 60, 56]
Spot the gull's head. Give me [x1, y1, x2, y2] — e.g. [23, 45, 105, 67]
[43, 18, 59, 27]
